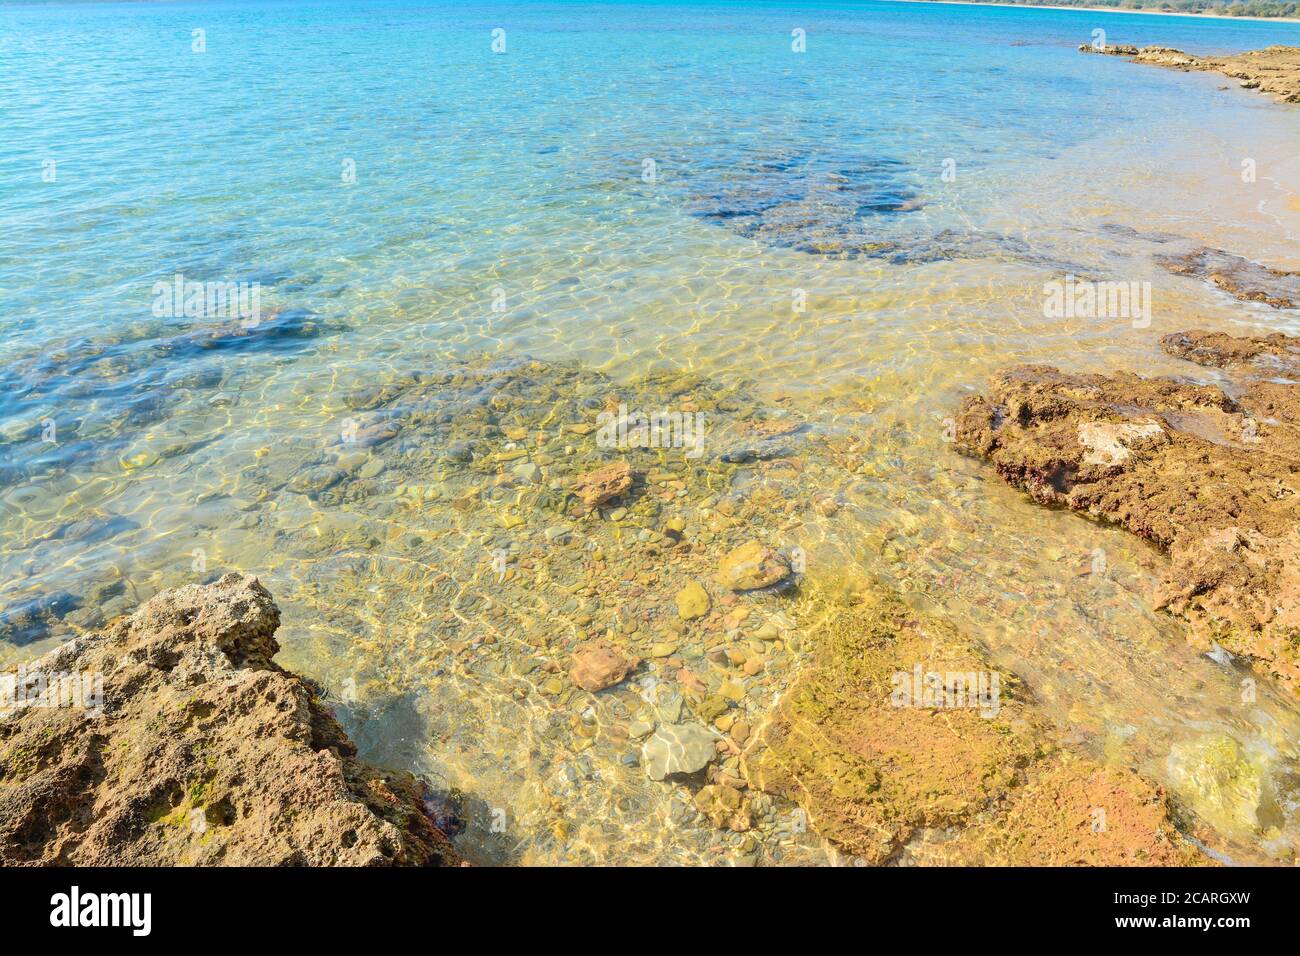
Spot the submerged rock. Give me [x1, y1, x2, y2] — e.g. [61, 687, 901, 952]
[683, 148, 1078, 267]
[683, 150, 924, 257]
[0, 574, 462, 866]
[713, 421, 808, 464]
[641, 722, 720, 781]
[742, 578, 1201, 865]
[155, 307, 345, 357]
[0, 592, 80, 647]
[954, 338, 1300, 685]
[1157, 247, 1300, 310]
[287, 464, 346, 497]
[694, 783, 751, 831]
[717, 541, 791, 591]
[675, 581, 711, 620]
[1168, 734, 1278, 840]
[569, 639, 639, 692]
[1160, 329, 1300, 376]
[569, 460, 634, 510]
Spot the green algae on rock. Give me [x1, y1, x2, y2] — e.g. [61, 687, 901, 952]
[1167, 734, 1282, 843]
[674, 580, 711, 620]
[742, 577, 1202, 866]
[0, 574, 461, 866]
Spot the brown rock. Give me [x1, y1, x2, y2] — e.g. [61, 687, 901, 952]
[693, 784, 751, 831]
[1079, 42, 1140, 57]
[954, 348, 1300, 685]
[0, 574, 462, 866]
[717, 540, 791, 591]
[1157, 248, 1300, 310]
[569, 460, 634, 509]
[1081, 43, 1300, 104]
[569, 639, 638, 692]
[1160, 329, 1300, 375]
[743, 579, 1202, 866]
[676, 668, 707, 694]
[952, 762, 1198, 866]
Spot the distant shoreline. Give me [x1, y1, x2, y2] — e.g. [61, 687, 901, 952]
[885, 0, 1300, 25]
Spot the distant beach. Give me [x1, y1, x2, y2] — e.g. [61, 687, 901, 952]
[887, 0, 1300, 24]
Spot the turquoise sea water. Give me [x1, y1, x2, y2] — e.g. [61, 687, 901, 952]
[4, 0, 1300, 864]
[4, 0, 1300, 354]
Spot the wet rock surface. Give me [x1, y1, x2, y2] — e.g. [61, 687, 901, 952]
[642, 722, 721, 782]
[0, 573, 462, 866]
[1160, 329, 1300, 376]
[569, 639, 638, 693]
[1157, 247, 1300, 310]
[742, 579, 1201, 865]
[1082, 43, 1300, 104]
[716, 541, 792, 591]
[954, 333, 1300, 686]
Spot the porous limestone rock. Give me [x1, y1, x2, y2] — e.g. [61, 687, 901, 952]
[0, 573, 462, 866]
[569, 460, 634, 510]
[675, 581, 711, 620]
[953, 342, 1300, 686]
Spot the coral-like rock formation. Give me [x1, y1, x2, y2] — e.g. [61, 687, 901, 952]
[0, 573, 461, 866]
[1082, 43, 1300, 104]
[742, 579, 1200, 865]
[954, 335, 1300, 685]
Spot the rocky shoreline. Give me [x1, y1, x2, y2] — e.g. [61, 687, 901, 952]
[6, 330, 1298, 864]
[5, 325, 1297, 863]
[0, 574, 462, 865]
[1080, 43, 1300, 103]
[954, 329, 1300, 688]
[3, 564, 1223, 867]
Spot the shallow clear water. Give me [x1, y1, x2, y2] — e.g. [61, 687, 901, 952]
[3, 0, 1300, 864]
